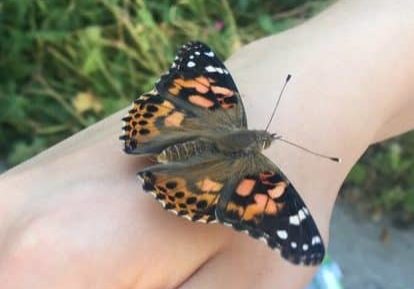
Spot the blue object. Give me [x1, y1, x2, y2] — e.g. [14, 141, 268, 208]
[306, 256, 344, 289]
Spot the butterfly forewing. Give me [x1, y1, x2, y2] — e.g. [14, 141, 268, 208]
[121, 41, 247, 154]
[156, 41, 247, 128]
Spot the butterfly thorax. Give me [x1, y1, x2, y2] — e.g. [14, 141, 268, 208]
[157, 130, 273, 163]
[214, 129, 273, 156]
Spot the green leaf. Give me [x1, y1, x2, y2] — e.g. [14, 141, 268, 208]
[7, 138, 47, 166]
[347, 164, 367, 186]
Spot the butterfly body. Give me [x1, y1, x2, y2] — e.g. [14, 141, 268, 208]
[121, 41, 325, 265]
[157, 129, 272, 164]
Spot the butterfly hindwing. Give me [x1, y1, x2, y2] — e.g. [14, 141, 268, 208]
[138, 158, 233, 223]
[216, 165, 325, 265]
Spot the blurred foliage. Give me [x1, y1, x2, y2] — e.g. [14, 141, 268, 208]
[345, 133, 414, 227]
[0, 0, 413, 224]
[0, 0, 331, 164]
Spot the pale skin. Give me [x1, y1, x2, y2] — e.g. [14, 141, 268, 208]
[0, 0, 413, 288]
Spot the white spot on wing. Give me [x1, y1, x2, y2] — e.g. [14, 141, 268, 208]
[195, 51, 201, 55]
[289, 215, 300, 225]
[277, 230, 288, 240]
[303, 244, 309, 251]
[204, 51, 215, 57]
[187, 61, 196, 68]
[298, 209, 306, 221]
[291, 242, 297, 248]
[312, 236, 322, 245]
[205, 65, 216, 72]
[205, 65, 228, 74]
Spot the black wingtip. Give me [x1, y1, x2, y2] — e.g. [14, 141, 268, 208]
[286, 74, 292, 82]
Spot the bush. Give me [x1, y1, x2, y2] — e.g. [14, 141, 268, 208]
[346, 133, 414, 227]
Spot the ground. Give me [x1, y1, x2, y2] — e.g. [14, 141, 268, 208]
[330, 201, 414, 289]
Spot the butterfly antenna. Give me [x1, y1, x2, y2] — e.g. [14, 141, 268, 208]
[265, 74, 292, 132]
[275, 136, 341, 162]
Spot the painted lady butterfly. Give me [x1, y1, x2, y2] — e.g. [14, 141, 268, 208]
[120, 41, 331, 265]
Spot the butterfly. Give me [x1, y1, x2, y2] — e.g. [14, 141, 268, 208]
[120, 41, 327, 265]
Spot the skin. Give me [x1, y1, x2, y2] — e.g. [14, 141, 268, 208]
[0, 0, 413, 288]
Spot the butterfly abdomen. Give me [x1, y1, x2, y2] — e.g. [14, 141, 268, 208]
[157, 140, 217, 163]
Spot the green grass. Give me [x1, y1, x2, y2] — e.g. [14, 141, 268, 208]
[1, 0, 413, 224]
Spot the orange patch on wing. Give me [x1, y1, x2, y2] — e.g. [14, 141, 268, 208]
[197, 178, 223, 192]
[268, 182, 287, 199]
[227, 202, 244, 216]
[195, 76, 210, 87]
[264, 199, 277, 215]
[243, 195, 267, 221]
[211, 86, 234, 96]
[189, 95, 214, 108]
[164, 111, 184, 127]
[156, 103, 176, 116]
[162, 100, 175, 109]
[236, 179, 256, 196]
[174, 78, 209, 94]
[266, 199, 284, 215]
[126, 98, 175, 144]
[168, 86, 180, 96]
[254, 194, 268, 207]
[243, 206, 260, 221]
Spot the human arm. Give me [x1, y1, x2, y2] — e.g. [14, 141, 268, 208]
[0, 0, 414, 288]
